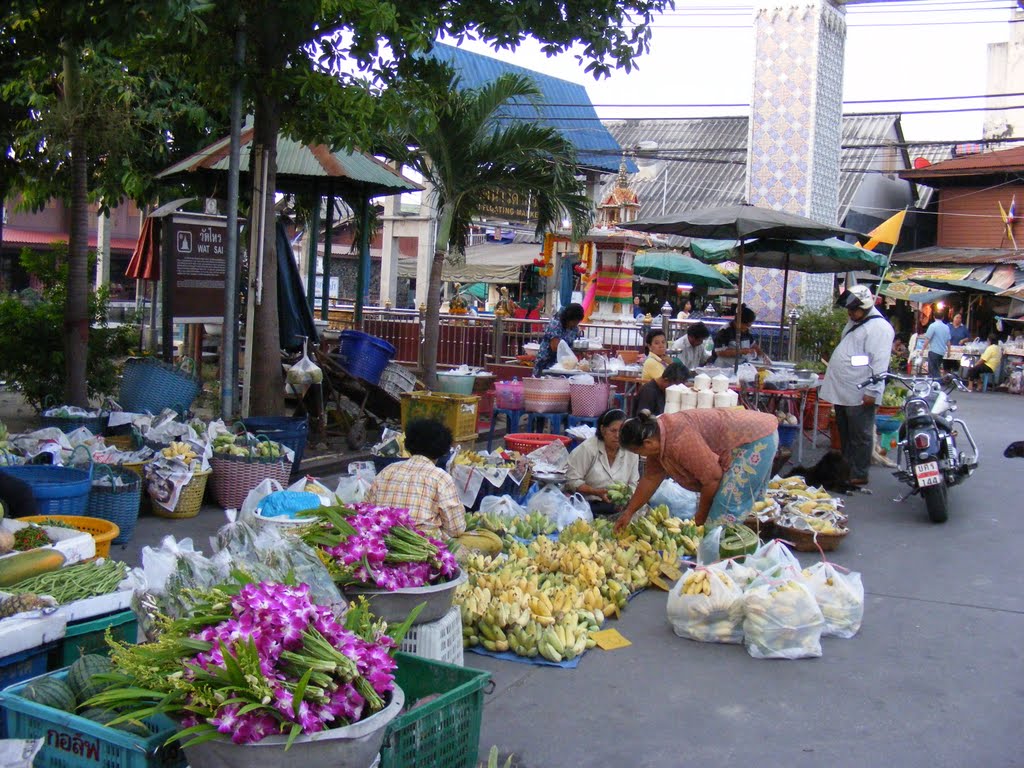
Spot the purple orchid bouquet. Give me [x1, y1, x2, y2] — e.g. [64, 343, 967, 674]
[86, 580, 413, 749]
[302, 504, 459, 591]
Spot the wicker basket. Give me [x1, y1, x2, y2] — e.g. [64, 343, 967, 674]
[522, 378, 570, 413]
[119, 356, 201, 415]
[503, 433, 572, 454]
[150, 468, 212, 519]
[86, 465, 142, 545]
[210, 452, 293, 511]
[17, 514, 119, 558]
[774, 522, 847, 552]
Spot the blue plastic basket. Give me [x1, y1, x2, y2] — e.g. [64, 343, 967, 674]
[0, 451, 93, 517]
[0, 669, 185, 768]
[0, 643, 56, 739]
[335, 330, 396, 385]
[86, 465, 142, 545]
[119, 357, 201, 415]
[875, 414, 903, 434]
[777, 423, 800, 448]
[241, 416, 309, 473]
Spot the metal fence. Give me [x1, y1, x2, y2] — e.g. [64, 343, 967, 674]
[324, 305, 796, 371]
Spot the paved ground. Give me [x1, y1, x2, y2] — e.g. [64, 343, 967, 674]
[88, 392, 1024, 767]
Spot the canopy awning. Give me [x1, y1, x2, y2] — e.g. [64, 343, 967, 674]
[395, 241, 541, 284]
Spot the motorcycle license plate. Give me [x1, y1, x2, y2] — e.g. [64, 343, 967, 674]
[914, 461, 942, 487]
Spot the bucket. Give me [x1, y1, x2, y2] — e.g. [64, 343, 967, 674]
[242, 416, 309, 472]
[336, 330, 396, 385]
[436, 373, 476, 396]
[495, 380, 525, 410]
[569, 382, 611, 417]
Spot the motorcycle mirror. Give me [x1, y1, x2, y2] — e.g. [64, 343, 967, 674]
[850, 355, 870, 367]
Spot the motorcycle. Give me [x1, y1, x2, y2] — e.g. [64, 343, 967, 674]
[856, 367, 979, 523]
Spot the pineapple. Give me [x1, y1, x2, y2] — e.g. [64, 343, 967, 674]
[0, 593, 50, 618]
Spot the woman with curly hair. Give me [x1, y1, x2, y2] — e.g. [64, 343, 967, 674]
[613, 409, 778, 532]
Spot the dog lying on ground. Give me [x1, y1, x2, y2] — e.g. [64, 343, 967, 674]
[785, 450, 860, 493]
[1005, 442, 1024, 458]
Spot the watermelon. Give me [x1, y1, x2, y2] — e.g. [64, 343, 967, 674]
[719, 523, 759, 559]
[21, 675, 77, 712]
[68, 654, 114, 704]
[79, 707, 151, 736]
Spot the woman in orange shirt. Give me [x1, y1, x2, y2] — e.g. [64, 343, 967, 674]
[613, 409, 778, 531]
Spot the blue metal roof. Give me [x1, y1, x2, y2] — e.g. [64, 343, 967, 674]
[426, 43, 630, 175]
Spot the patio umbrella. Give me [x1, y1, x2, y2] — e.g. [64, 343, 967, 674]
[627, 204, 863, 366]
[689, 237, 887, 333]
[633, 252, 734, 288]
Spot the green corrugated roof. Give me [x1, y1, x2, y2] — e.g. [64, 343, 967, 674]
[157, 128, 421, 197]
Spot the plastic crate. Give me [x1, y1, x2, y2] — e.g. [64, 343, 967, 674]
[380, 362, 419, 400]
[399, 607, 464, 666]
[0, 670, 185, 768]
[379, 653, 491, 768]
[0, 643, 57, 739]
[401, 392, 480, 443]
[52, 609, 137, 668]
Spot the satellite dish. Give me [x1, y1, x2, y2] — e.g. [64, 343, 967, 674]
[632, 140, 664, 182]
[913, 157, 931, 169]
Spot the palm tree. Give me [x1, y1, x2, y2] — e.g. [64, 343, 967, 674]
[383, 66, 594, 389]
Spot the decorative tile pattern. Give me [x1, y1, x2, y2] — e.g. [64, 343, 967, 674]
[744, 0, 846, 319]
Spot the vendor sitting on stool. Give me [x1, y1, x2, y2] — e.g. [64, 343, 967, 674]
[363, 418, 466, 538]
[565, 409, 639, 517]
[635, 362, 689, 416]
[966, 335, 1001, 391]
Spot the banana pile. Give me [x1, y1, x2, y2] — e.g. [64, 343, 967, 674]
[621, 504, 702, 557]
[212, 433, 286, 460]
[161, 442, 198, 463]
[451, 450, 521, 469]
[509, 512, 557, 539]
[742, 579, 826, 660]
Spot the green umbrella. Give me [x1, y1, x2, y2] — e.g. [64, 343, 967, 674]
[633, 252, 734, 288]
[688, 237, 887, 273]
[461, 282, 489, 301]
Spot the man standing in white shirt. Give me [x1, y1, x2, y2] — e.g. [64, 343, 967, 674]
[820, 286, 895, 487]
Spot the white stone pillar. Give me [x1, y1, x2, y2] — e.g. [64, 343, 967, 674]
[379, 191, 400, 306]
[95, 209, 111, 288]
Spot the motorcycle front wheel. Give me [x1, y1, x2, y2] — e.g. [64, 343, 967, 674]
[922, 482, 949, 523]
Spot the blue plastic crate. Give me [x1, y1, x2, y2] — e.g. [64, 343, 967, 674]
[0, 643, 55, 739]
[0, 669, 185, 768]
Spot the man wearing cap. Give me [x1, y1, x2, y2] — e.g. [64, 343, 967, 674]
[820, 285, 895, 487]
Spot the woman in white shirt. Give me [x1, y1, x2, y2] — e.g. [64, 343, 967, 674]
[565, 409, 640, 516]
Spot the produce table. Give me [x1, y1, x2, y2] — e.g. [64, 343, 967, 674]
[734, 382, 822, 464]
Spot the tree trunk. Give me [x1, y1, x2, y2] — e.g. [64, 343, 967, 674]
[421, 205, 453, 390]
[247, 91, 284, 416]
[63, 49, 89, 407]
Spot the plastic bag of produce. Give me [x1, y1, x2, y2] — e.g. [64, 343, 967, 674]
[743, 579, 825, 659]
[288, 476, 336, 505]
[745, 538, 800, 575]
[649, 478, 698, 519]
[667, 565, 745, 644]
[526, 485, 591, 529]
[802, 562, 864, 639]
[239, 478, 285, 520]
[479, 494, 527, 519]
[246, 524, 344, 607]
[697, 526, 722, 566]
[559, 492, 594, 530]
[336, 474, 373, 504]
[719, 558, 760, 592]
[556, 339, 578, 369]
[286, 339, 323, 393]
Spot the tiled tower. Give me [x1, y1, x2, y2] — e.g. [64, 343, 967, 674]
[745, 0, 846, 320]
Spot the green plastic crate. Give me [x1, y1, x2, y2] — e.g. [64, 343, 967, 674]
[0, 669, 185, 768]
[379, 652, 491, 768]
[52, 609, 137, 668]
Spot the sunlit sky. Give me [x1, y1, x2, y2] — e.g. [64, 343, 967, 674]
[442, 0, 1019, 142]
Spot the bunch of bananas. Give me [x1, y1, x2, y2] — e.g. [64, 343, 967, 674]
[161, 442, 198, 463]
[509, 512, 557, 539]
[452, 450, 519, 469]
[743, 579, 825, 659]
[681, 569, 713, 597]
[669, 565, 746, 644]
[606, 482, 633, 507]
[212, 433, 285, 460]
[621, 504, 702, 556]
[465, 512, 507, 534]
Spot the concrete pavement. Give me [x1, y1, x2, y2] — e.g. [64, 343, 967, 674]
[109, 391, 1024, 767]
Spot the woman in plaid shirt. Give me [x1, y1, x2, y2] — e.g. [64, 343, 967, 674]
[363, 419, 467, 538]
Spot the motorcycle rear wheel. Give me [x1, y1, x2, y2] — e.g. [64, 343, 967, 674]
[922, 482, 949, 523]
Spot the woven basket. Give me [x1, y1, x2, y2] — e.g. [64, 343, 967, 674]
[569, 382, 612, 418]
[18, 514, 119, 558]
[86, 465, 141, 545]
[523, 378, 570, 413]
[119, 356, 201, 415]
[150, 468, 212, 519]
[503, 433, 572, 454]
[210, 453, 293, 510]
[774, 522, 847, 552]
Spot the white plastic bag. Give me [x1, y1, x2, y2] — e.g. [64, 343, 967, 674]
[286, 338, 323, 393]
[556, 339, 578, 368]
[697, 526, 723, 566]
[336, 474, 373, 504]
[803, 562, 864, 639]
[649, 479, 698, 519]
[743, 579, 825, 659]
[736, 362, 759, 384]
[745, 538, 801, 575]
[239, 478, 285, 520]
[479, 494, 527, 519]
[526, 485, 591, 529]
[288, 476, 335, 506]
[558, 492, 594, 530]
[667, 565, 745, 644]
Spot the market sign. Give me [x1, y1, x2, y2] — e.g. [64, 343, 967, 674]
[166, 214, 235, 322]
[477, 189, 535, 224]
[881, 266, 973, 301]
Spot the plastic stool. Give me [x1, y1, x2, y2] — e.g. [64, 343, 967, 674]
[486, 408, 525, 452]
[613, 393, 626, 411]
[567, 415, 598, 429]
[526, 412, 568, 435]
[980, 372, 993, 392]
